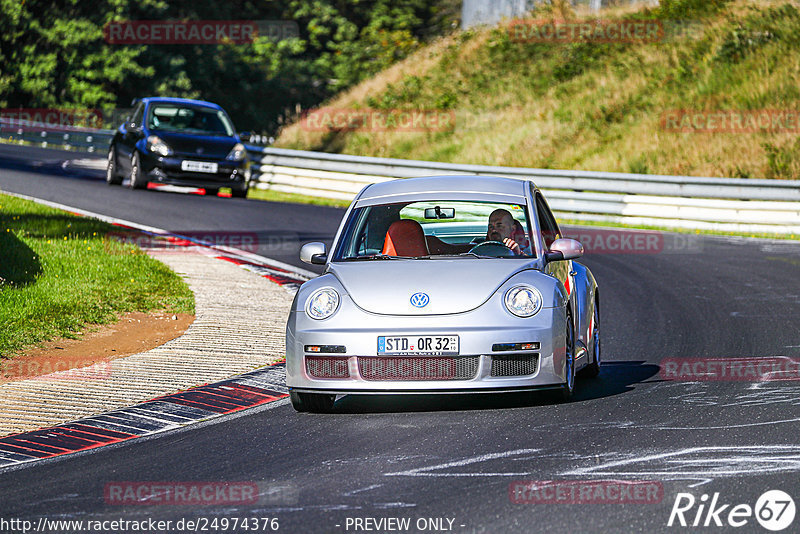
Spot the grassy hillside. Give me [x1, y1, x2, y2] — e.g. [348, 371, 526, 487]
[276, 0, 800, 179]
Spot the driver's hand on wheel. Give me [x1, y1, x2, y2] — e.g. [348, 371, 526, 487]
[502, 238, 521, 254]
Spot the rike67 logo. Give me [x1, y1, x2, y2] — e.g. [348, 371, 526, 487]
[668, 490, 795, 531]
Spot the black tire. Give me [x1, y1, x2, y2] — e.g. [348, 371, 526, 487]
[231, 185, 248, 198]
[289, 391, 307, 412]
[582, 301, 601, 378]
[557, 310, 576, 402]
[290, 391, 336, 413]
[106, 146, 122, 185]
[129, 152, 146, 190]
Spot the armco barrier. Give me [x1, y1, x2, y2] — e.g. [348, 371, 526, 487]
[251, 147, 800, 235]
[1, 121, 797, 234]
[0, 118, 270, 153]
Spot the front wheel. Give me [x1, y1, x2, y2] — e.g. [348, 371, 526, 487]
[289, 391, 336, 413]
[557, 310, 576, 402]
[106, 146, 122, 185]
[129, 152, 146, 190]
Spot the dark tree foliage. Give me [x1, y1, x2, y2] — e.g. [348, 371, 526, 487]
[0, 0, 459, 134]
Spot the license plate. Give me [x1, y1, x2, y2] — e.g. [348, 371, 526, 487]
[378, 335, 459, 356]
[181, 160, 218, 173]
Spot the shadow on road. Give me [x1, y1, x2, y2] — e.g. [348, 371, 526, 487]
[328, 360, 661, 414]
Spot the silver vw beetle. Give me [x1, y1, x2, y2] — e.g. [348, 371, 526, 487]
[286, 175, 600, 412]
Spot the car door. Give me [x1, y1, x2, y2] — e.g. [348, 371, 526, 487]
[116, 102, 145, 173]
[534, 190, 573, 302]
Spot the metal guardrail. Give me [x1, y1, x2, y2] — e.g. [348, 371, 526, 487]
[1, 121, 797, 235]
[0, 119, 271, 153]
[0, 119, 116, 153]
[250, 147, 800, 235]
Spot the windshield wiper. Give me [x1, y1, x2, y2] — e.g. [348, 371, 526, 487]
[345, 254, 400, 261]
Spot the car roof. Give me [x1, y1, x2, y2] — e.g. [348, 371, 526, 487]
[139, 97, 223, 110]
[355, 175, 532, 205]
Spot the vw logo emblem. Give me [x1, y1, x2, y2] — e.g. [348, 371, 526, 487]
[196, 147, 204, 154]
[410, 292, 430, 308]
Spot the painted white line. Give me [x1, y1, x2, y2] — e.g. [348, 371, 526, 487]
[0, 190, 317, 280]
[343, 484, 383, 496]
[384, 449, 539, 477]
[564, 445, 800, 480]
[656, 417, 800, 430]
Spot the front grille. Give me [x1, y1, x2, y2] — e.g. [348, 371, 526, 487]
[490, 354, 539, 377]
[358, 356, 479, 381]
[306, 356, 350, 379]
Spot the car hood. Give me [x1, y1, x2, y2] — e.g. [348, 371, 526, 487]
[328, 260, 534, 315]
[153, 131, 237, 158]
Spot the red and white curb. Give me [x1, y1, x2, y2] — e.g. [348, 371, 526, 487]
[0, 190, 315, 468]
[0, 362, 287, 469]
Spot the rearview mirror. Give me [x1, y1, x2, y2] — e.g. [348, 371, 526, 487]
[545, 238, 584, 262]
[424, 206, 455, 219]
[300, 242, 327, 265]
[238, 131, 251, 142]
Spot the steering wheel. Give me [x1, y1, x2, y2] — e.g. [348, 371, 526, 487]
[468, 241, 516, 258]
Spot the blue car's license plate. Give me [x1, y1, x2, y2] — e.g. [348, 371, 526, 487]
[377, 335, 459, 356]
[181, 160, 218, 173]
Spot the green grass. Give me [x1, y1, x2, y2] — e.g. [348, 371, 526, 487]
[245, 187, 351, 208]
[0, 193, 194, 358]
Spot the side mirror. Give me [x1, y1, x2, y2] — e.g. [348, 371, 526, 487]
[126, 122, 143, 135]
[238, 131, 252, 142]
[300, 242, 327, 265]
[545, 238, 584, 262]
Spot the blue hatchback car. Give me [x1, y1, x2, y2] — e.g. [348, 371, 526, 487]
[106, 97, 251, 197]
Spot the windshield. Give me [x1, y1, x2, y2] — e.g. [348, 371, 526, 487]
[334, 200, 535, 260]
[146, 104, 235, 136]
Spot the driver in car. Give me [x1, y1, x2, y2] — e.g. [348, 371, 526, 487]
[486, 209, 528, 255]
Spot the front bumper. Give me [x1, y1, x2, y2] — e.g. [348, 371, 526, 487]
[286, 301, 568, 393]
[140, 152, 249, 188]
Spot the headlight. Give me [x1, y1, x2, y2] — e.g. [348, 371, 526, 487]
[504, 285, 542, 317]
[146, 135, 172, 156]
[305, 288, 340, 320]
[226, 143, 246, 161]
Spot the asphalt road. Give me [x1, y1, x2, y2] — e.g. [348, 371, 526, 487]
[2, 144, 800, 533]
[0, 143, 343, 275]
